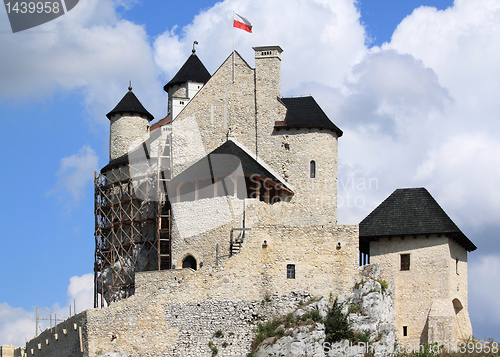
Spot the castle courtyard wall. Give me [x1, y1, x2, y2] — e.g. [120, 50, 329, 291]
[82, 223, 358, 357]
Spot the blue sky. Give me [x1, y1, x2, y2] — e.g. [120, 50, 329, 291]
[1, 0, 499, 346]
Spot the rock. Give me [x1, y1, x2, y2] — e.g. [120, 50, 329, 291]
[254, 264, 397, 357]
[98, 352, 130, 357]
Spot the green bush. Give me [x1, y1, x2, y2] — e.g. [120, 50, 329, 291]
[285, 313, 294, 327]
[310, 309, 322, 322]
[324, 298, 354, 343]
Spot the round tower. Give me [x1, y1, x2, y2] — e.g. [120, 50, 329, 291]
[106, 84, 154, 160]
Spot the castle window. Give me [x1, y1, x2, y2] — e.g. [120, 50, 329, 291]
[310, 160, 316, 178]
[182, 255, 197, 270]
[179, 101, 185, 105]
[456, 258, 459, 275]
[400, 254, 410, 271]
[286, 264, 295, 279]
[403, 326, 408, 336]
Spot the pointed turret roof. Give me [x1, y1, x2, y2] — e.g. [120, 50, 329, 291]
[360, 188, 476, 251]
[106, 86, 154, 121]
[163, 53, 211, 92]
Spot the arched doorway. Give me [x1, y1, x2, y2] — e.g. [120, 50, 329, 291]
[182, 255, 197, 270]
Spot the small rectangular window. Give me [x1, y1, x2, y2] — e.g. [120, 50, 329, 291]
[456, 258, 459, 275]
[286, 264, 295, 279]
[401, 254, 410, 271]
[403, 326, 408, 336]
[310, 160, 316, 178]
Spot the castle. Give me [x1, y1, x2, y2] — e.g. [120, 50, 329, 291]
[19, 45, 475, 357]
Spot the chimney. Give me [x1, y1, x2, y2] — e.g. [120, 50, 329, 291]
[253, 46, 283, 99]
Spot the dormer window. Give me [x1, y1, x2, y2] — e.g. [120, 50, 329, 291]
[310, 160, 316, 178]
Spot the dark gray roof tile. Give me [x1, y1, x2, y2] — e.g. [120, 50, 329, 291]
[106, 89, 154, 121]
[163, 54, 211, 92]
[278, 96, 343, 136]
[360, 188, 476, 251]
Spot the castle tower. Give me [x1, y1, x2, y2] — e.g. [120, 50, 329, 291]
[253, 46, 342, 224]
[163, 47, 211, 120]
[106, 85, 154, 160]
[253, 45, 283, 155]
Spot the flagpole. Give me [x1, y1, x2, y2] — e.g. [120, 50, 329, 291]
[232, 11, 235, 83]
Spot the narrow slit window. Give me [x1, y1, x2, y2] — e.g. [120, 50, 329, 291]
[286, 264, 295, 279]
[456, 258, 459, 275]
[403, 326, 408, 336]
[401, 254, 410, 271]
[310, 160, 316, 178]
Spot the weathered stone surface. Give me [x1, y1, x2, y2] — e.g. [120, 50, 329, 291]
[255, 265, 397, 357]
[98, 352, 129, 357]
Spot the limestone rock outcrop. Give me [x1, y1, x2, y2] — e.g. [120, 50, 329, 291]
[255, 264, 397, 357]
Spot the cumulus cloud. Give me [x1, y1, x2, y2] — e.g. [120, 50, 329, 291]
[0, 273, 93, 347]
[336, 0, 500, 233]
[0, 303, 35, 347]
[416, 134, 500, 228]
[153, 0, 367, 92]
[468, 256, 500, 340]
[0, 0, 164, 125]
[50, 145, 98, 204]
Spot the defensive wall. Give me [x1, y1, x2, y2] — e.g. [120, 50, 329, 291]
[24, 222, 358, 357]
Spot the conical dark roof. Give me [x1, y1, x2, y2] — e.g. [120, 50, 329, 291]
[106, 89, 154, 121]
[163, 54, 211, 92]
[360, 188, 476, 251]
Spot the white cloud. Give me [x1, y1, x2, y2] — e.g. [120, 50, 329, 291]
[468, 255, 500, 340]
[0, 0, 164, 125]
[0, 303, 35, 347]
[51, 273, 94, 317]
[50, 145, 98, 202]
[385, 0, 500, 133]
[416, 134, 500, 227]
[0, 273, 93, 347]
[336, 0, 500, 233]
[153, 0, 367, 92]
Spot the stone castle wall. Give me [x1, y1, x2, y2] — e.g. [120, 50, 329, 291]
[24, 313, 87, 357]
[109, 114, 150, 161]
[369, 234, 472, 346]
[81, 222, 358, 357]
[0, 345, 24, 357]
[169, 49, 339, 227]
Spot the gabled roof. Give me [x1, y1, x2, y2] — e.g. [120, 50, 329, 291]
[276, 96, 343, 136]
[360, 188, 476, 252]
[106, 89, 154, 121]
[163, 54, 211, 92]
[150, 114, 171, 132]
[171, 140, 293, 193]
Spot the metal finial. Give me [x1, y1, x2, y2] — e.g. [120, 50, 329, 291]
[128, 81, 132, 91]
[192, 41, 199, 54]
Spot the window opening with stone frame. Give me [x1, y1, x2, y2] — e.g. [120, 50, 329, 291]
[403, 326, 408, 336]
[310, 160, 316, 178]
[400, 254, 410, 271]
[286, 264, 296, 279]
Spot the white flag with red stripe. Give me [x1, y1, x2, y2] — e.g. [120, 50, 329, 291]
[233, 13, 252, 33]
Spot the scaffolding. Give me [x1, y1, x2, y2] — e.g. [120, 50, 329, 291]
[94, 129, 172, 308]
